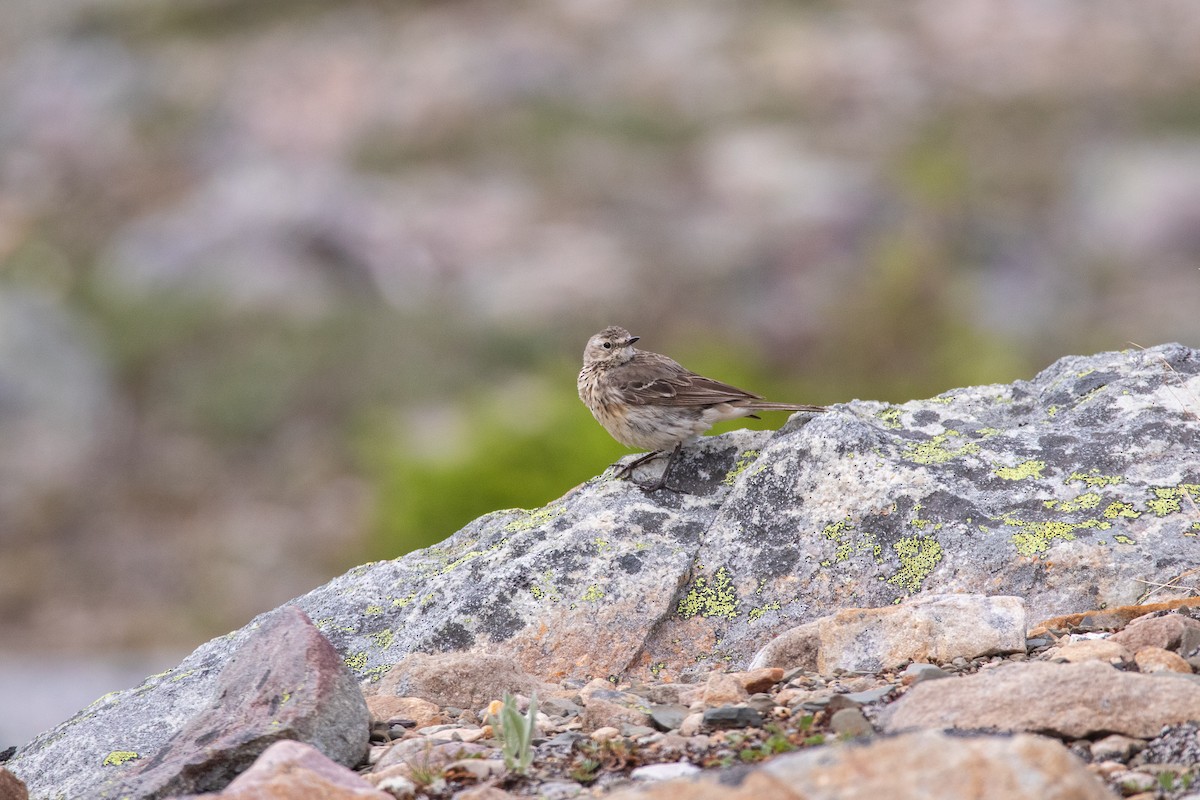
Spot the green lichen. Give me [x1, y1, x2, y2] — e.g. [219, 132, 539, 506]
[677, 567, 739, 620]
[1076, 368, 1096, 378]
[649, 662, 666, 677]
[391, 593, 417, 607]
[1113, 534, 1136, 545]
[821, 518, 880, 564]
[363, 664, 393, 683]
[1103, 502, 1141, 519]
[976, 427, 1001, 437]
[723, 450, 762, 485]
[1000, 514, 1105, 557]
[503, 504, 566, 533]
[904, 430, 980, 465]
[1058, 492, 1102, 512]
[887, 536, 943, 593]
[1146, 485, 1200, 517]
[1067, 471, 1123, 488]
[748, 602, 781, 622]
[877, 407, 902, 429]
[928, 395, 954, 405]
[102, 751, 139, 767]
[364, 604, 383, 616]
[582, 584, 605, 602]
[370, 629, 394, 649]
[1047, 405, 1058, 416]
[344, 651, 369, 672]
[594, 537, 610, 552]
[994, 459, 1046, 481]
[530, 585, 545, 600]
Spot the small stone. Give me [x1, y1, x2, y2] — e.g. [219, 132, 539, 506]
[733, 668, 784, 694]
[702, 706, 764, 730]
[444, 758, 506, 781]
[371, 773, 417, 798]
[590, 727, 621, 741]
[366, 696, 446, 730]
[746, 694, 777, 714]
[1089, 735, 1145, 762]
[648, 704, 690, 732]
[829, 707, 873, 738]
[1111, 770, 1156, 794]
[630, 761, 701, 781]
[1134, 646, 1193, 674]
[1047, 639, 1133, 664]
[701, 673, 749, 706]
[841, 685, 894, 705]
[1111, 613, 1200, 652]
[900, 663, 951, 685]
[543, 731, 586, 748]
[678, 713, 704, 737]
[452, 787, 520, 800]
[621, 724, 656, 738]
[535, 780, 586, 799]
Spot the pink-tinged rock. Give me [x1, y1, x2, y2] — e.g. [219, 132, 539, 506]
[881, 660, 1200, 738]
[753, 595, 1026, 674]
[0, 768, 28, 800]
[371, 652, 545, 709]
[734, 668, 784, 694]
[181, 740, 388, 799]
[1132, 646, 1192, 673]
[1110, 613, 1200, 652]
[1044, 638, 1132, 664]
[364, 696, 446, 728]
[120, 606, 369, 798]
[701, 672, 748, 706]
[605, 730, 1114, 800]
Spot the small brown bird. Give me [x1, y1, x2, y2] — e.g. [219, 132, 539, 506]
[578, 326, 825, 491]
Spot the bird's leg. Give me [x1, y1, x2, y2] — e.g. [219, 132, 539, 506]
[633, 442, 683, 493]
[611, 449, 666, 481]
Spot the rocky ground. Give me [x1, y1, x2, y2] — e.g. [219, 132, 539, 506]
[6, 596, 1197, 800]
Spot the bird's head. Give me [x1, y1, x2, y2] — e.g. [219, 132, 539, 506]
[582, 326, 640, 367]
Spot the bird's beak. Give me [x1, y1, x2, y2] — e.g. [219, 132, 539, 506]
[627, 336, 640, 345]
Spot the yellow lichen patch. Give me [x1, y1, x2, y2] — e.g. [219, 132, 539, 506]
[677, 567, 739, 620]
[1058, 492, 1102, 513]
[821, 517, 880, 564]
[363, 664, 392, 683]
[748, 602, 781, 622]
[370, 629, 394, 649]
[391, 593, 417, 607]
[995, 459, 1046, 481]
[976, 427, 1001, 437]
[1113, 534, 1136, 545]
[344, 651, 368, 672]
[594, 537, 610, 552]
[364, 605, 383, 616]
[1103, 502, 1141, 520]
[887, 536, 943, 593]
[1067, 471, 1123, 489]
[582, 584, 605, 602]
[502, 504, 566, 533]
[904, 431, 981, 466]
[1000, 514, 1105, 557]
[530, 585, 545, 600]
[102, 751, 139, 767]
[723, 450, 762, 486]
[1146, 484, 1200, 517]
[877, 407, 903, 429]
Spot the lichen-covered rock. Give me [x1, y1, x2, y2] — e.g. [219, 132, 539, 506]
[9, 343, 1199, 800]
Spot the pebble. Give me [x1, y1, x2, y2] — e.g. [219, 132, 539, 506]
[900, 663, 951, 685]
[648, 704, 688, 732]
[829, 707, 873, 738]
[702, 706, 764, 729]
[1089, 734, 1145, 762]
[630, 761, 701, 781]
[590, 726, 620, 741]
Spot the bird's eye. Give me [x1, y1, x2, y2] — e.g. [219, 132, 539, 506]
[602, 342, 612, 349]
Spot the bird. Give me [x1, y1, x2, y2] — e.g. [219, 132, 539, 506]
[578, 326, 825, 491]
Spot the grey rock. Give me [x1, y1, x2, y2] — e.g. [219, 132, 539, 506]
[900, 663, 952, 685]
[13, 344, 1200, 800]
[828, 707, 873, 738]
[648, 704, 689, 732]
[702, 706, 764, 729]
[839, 686, 894, 706]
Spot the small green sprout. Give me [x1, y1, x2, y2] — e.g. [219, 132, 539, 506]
[490, 691, 538, 775]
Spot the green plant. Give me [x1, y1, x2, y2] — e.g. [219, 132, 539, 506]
[569, 757, 601, 783]
[490, 692, 538, 775]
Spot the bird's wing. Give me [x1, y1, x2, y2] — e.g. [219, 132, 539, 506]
[614, 354, 761, 406]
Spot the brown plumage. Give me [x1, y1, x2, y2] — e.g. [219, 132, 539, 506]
[578, 326, 825, 490]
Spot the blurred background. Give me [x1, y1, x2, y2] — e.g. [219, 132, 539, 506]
[1, 0, 1199, 746]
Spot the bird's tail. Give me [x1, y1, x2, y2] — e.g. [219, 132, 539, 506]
[741, 401, 826, 413]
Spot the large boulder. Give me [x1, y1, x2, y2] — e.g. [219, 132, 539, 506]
[9, 343, 1198, 799]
